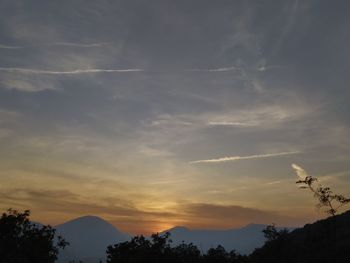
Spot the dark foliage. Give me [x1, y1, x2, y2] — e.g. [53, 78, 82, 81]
[107, 211, 350, 263]
[250, 210, 350, 263]
[262, 224, 289, 242]
[107, 210, 350, 263]
[296, 170, 350, 216]
[106, 232, 248, 263]
[203, 245, 249, 263]
[0, 209, 68, 263]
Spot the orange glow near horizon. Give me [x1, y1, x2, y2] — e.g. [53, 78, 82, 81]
[1, 155, 347, 235]
[1, 0, 350, 240]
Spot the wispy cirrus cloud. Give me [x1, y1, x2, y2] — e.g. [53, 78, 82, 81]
[204, 104, 314, 129]
[207, 121, 256, 127]
[187, 66, 240, 72]
[190, 151, 301, 164]
[0, 67, 143, 75]
[0, 42, 110, 49]
[149, 103, 311, 131]
[43, 42, 111, 48]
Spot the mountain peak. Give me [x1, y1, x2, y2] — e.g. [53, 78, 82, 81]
[167, 226, 190, 232]
[56, 215, 130, 262]
[69, 215, 106, 223]
[56, 215, 115, 229]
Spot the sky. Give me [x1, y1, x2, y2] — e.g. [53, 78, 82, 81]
[0, 0, 350, 235]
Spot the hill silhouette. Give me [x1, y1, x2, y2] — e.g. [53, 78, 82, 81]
[56, 216, 130, 263]
[53, 216, 287, 262]
[163, 224, 292, 255]
[250, 210, 350, 263]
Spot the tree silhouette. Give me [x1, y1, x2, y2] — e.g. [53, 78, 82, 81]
[0, 209, 68, 263]
[293, 164, 350, 216]
[106, 232, 171, 263]
[107, 232, 248, 263]
[204, 245, 231, 263]
[262, 224, 289, 242]
[172, 242, 201, 263]
[250, 210, 350, 263]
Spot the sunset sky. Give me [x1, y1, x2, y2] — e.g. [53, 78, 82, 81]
[1, 0, 350, 235]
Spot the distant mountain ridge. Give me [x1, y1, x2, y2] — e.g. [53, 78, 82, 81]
[56, 216, 130, 263]
[54, 216, 292, 262]
[162, 223, 292, 255]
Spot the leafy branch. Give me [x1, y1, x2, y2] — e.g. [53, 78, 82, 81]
[293, 164, 350, 216]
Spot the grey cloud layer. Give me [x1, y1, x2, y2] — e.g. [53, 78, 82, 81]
[0, 0, 349, 157]
[0, 0, 350, 225]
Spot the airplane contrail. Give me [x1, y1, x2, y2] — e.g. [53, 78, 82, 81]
[0, 42, 110, 49]
[190, 151, 301, 164]
[207, 121, 256, 127]
[0, 67, 144, 75]
[44, 42, 110, 47]
[187, 66, 240, 72]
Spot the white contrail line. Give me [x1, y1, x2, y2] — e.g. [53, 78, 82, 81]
[0, 67, 144, 75]
[44, 42, 110, 47]
[190, 151, 301, 164]
[207, 121, 256, 127]
[187, 66, 240, 72]
[0, 42, 110, 49]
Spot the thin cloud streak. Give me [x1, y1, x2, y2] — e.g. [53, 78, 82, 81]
[44, 42, 110, 47]
[187, 66, 240, 72]
[0, 65, 244, 75]
[0, 42, 110, 49]
[0, 67, 144, 75]
[207, 121, 256, 127]
[190, 151, 301, 164]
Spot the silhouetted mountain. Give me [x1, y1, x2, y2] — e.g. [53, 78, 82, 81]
[163, 223, 293, 255]
[54, 215, 298, 262]
[250, 210, 350, 263]
[56, 216, 130, 263]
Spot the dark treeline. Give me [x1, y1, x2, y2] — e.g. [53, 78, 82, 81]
[1, 208, 350, 263]
[106, 210, 350, 263]
[106, 232, 248, 263]
[249, 210, 350, 263]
